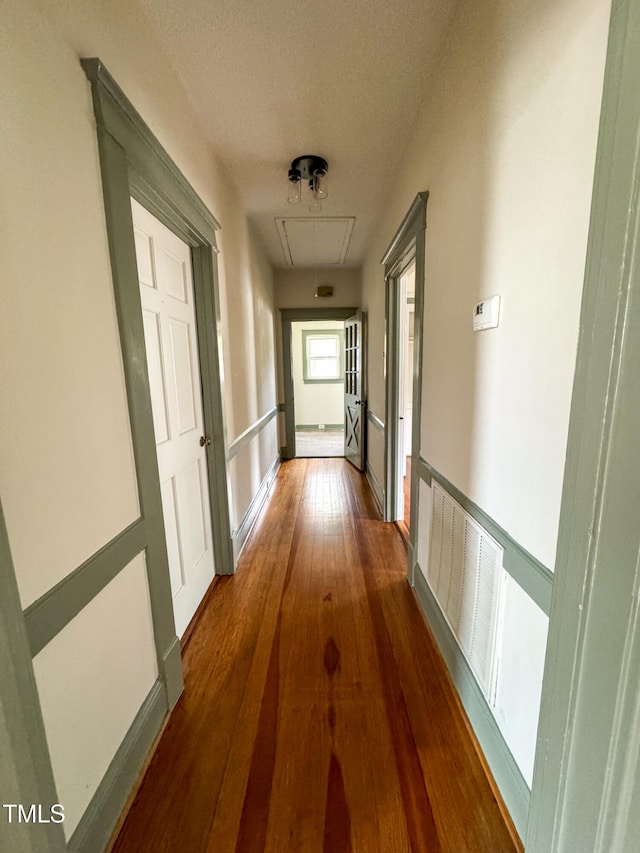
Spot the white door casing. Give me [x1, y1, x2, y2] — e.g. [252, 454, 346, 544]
[131, 198, 215, 638]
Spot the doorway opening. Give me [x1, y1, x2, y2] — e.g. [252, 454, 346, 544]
[396, 263, 415, 537]
[281, 307, 358, 462]
[292, 319, 345, 457]
[384, 249, 419, 535]
[381, 193, 427, 571]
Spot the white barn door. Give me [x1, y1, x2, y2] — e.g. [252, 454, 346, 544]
[344, 310, 366, 471]
[131, 198, 215, 638]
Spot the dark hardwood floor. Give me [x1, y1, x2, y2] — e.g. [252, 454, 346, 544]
[111, 458, 521, 853]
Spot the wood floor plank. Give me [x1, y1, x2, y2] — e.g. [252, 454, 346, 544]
[112, 458, 521, 853]
[341, 461, 521, 852]
[263, 512, 330, 852]
[340, 470, 442, 853]
[209, 466, 310, 853]
[329, 469, 410, 853]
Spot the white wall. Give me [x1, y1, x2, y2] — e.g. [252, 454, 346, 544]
[0, 0, 140, 609]
[361, 0, 610, 789]
[228, 417, 279, 533]
[274, 268, 361, 309]
[493, 577, 548, 787]
[0, 0, 277, 833]
[32, 555, 157, 838]
[291, 321, 344, 427]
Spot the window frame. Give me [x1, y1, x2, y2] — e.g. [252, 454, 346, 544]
[301, 328, 345, 384]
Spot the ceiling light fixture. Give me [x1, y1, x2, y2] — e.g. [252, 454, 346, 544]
[287, 155, 328, 211]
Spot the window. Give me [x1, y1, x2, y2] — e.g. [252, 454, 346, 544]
[302, 330, 344, 384]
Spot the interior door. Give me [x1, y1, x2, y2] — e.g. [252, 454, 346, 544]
[344, 310, 366, 470]
[131, 198, 215, 638]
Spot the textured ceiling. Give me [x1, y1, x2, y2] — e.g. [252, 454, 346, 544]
[137, 0, 455, 267]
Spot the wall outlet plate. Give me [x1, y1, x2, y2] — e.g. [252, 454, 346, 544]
[473, 294, 500, 331]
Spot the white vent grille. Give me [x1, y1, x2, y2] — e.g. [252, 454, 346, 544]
[427, 481, 504, 699]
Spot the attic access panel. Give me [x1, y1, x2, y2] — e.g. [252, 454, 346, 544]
[276, 217, 355, 266]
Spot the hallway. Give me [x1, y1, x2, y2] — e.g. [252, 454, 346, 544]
[112, 459, 519, 852]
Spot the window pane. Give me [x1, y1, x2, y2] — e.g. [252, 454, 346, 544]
[309, 357, 339, 378]
[308, 336, 338, 358]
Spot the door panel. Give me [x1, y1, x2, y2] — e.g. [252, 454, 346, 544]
[133, 224, 155, 289]
[132, 198, 215, 638]
[168, 319, 197, 434]
[160, 477, 184, 597]
[344, 310, 366, 471]
[160, 247, 188, 304]
[176, 459, 207, 573]
[142, 310, 170, 444]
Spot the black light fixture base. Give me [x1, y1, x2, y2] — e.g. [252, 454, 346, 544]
[290, 155, 328, 180]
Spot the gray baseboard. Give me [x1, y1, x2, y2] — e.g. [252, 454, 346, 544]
[365, 461, 385, 516]
[232, 453, 280, 562]
[68, 679, 168, 853]
[162, 636, 184, 709]
[412, 565, 530, 841]
[295, 424, 343, 431]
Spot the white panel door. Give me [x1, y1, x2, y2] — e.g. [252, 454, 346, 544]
[131, 198, 215, 638]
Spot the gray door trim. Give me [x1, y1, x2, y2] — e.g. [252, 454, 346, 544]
[81, 58, 234, 708]
[280, 307, 357, 460]
[527, 0, 640, 849]
[381, 193, 428, 577]
[0, 500, 66, 853]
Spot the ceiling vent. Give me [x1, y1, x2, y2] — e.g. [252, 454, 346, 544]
[276, 217, 355, 267]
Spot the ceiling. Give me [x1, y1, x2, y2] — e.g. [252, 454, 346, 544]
[137, 0, 455, 268]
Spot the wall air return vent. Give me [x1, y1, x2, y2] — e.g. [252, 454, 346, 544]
[427, 481, 505, 701]
[276, 217, 355, 267]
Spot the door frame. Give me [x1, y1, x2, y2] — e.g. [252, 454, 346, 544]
[389, 261, 415, 520]
[82, 59, 234, 707]
[382, 193, 428, 574]
[280, 307, 357, 460]
[527, 0, 640, 848]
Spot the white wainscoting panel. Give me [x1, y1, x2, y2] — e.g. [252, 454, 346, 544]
[427, 480, 505, 701]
